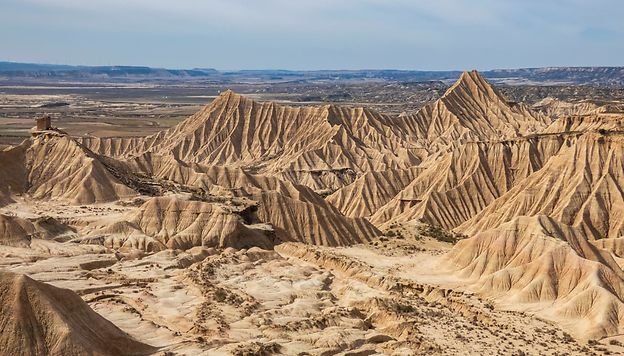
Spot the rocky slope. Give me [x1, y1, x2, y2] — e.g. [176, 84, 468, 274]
[446, 216, 624, 339]
[458, 133, 624, 240]
[396, 70, 550, 149]
[0, 133, 136, 206]
[0, 271, 154, 356]
[3, 69, 624, 351]
[88, 196, 274, 251]
[79, 91, 426, 190]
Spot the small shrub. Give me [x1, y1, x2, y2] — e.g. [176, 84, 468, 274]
[562, 332, 574, 343]
[214, 288, 227, 303]
[394, 303, 415, 313]
[418, 224, 466, 244]
[385, 230, 397, 237]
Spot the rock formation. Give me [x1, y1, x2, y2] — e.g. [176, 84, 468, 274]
[446, 216, 624, 339]
[0, 271, 154, 356]
[458, 133, 624, 240]
[3, 69, 624, 350]
[0, 133, 136, 206]
[79, 91, 427, 191]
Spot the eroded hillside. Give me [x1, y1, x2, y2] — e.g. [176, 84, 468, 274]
[1, 70, 624, 355]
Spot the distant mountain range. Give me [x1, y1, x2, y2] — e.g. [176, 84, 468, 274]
[1, 61, 623, 86]
[0, 61, 216, 79]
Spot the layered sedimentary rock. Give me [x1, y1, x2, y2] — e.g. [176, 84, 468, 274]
[396, 70, 550, 149]
[344, 135, 566, 229]
[0, 133, 136, 206]
[80, 91, 427, 191]
[458, 133, 624, 240]
[110, 153, 381, 247]
[326, 167, 422, 218]
[95, 196, 273, 251]
[446, 216, 624, 339]
[328, 71, 555, 229]
[3, 69, 624, 349]
[544, 113, 624, 133]
[533, 97, 602, 119]
[92, 183, 379, 251]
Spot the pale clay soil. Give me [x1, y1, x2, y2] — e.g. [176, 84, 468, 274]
[0, 200, 621, 355]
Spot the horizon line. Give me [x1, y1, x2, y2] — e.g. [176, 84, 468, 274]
[2, 60, 624, 73]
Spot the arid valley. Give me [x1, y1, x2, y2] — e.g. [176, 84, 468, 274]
[1, 64, 624, 355]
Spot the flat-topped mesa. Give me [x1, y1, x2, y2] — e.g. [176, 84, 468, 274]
[31, 114, 67, 137]
[35, 115, 52, 130]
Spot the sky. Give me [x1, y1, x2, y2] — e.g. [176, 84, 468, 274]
[0, 0, 623, 70]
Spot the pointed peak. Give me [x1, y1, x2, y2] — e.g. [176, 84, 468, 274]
[218, 89, 239, 99]
[456, 70, 489, 87]
[459, 69, 485, 82]
[209, 89, 249, 106]
[443, 70, 496, 98]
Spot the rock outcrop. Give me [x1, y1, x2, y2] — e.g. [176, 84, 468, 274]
[0, 271, 155, 356]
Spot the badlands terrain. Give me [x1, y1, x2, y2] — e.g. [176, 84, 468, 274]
[2, 70, 624, 355]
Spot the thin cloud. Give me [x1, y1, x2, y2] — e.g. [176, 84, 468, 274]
[2, 0, 623, 69]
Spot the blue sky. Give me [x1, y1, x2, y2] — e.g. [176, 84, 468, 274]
[1, 0, 622, 70]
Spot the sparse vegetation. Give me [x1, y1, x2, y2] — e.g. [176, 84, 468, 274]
[562, 332, 575, 343]
[233, 341, 281, 356]
[214, 288, 227, 303]
[2, 50, 623, 356]
[393, 302, 415, 314]
[417, 224, 466, 244]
